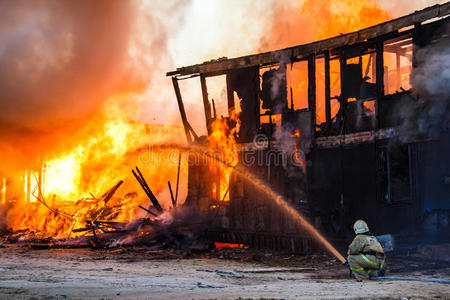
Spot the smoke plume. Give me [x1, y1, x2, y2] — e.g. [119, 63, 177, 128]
[0, 0, 188, 170]
[402, 23, 450, 136]
[0, 1, 140, 129]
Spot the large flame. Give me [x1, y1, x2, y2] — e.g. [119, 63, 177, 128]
[207, 111, 239, 202]
[7, 98, 186, 237]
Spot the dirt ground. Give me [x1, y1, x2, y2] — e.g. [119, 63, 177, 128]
[0, 244, 449, 300]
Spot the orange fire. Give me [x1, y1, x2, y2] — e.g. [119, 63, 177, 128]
[207, 110, 239, 202]
[290, 129, 306, 173]
[6, 99, 186, 238]
[270, 0, 391, 126]
[268, 0, 391, 50]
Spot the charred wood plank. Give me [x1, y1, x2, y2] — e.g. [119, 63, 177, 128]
[185, 122, 199, 141]
[132, 166, 163, 212]
[200, 74, 212, 132]
[324, 50, 331, 123]
[72, 227, 92, 233]
[138, 205, 157, 217]
[172, 77, 193, 143]
[308, 54, 316, 137]
[101, 181, 123, 204]
[175, 152, 181, 205]
[93, 221, 128, 227]
[90, 181, 123, 221]
[168, 181, 176, 207]
[375, 40, 384, 129]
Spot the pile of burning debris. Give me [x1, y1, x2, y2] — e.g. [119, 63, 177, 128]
[0, 167, 214, 255]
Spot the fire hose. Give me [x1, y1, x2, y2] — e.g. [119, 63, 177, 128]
[370, 276, 450, 284]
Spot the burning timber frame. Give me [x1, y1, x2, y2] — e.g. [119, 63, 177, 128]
[167, 3, 450, 252]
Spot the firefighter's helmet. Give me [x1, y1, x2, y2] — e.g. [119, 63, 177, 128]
[353, 220, 369, 234]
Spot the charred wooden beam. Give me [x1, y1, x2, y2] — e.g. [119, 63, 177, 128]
[200, 74, 212, 133]
[132, 166, 163, 212]
[101, 180, 123, 204]
[185, 122, 199, 141]
[175, 152, 182, 205]
[72, 227, 92, 233]
[226, 72, 235, 114]
[172, 76, 192, 144]
[168, 181, 176, 207]
[90, 181, 123, 221]
[308, 54, 316, 137]
[412, 23, 422, 68]
[93, 220, 127, 226]
[375, 39, 384, 130]
[339, 56, 346, 133]
[139, 205, 157, 217]
[92, 221, 128, 230]
[212, 99, 217, 120]
[324, 50, 331, 123]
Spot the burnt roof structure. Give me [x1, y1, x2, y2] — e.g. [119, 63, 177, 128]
[168, 2, 450, 77]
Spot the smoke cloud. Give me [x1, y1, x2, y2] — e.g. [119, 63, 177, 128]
[0, 0, 189, 170]
[402, 24, 450, 136]
[0, 1, 139, 129]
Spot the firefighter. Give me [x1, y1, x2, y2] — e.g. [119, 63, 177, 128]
[347, 220, 385, 281]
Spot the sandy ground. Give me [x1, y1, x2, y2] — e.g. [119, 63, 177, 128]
[0, 245, 449, 300]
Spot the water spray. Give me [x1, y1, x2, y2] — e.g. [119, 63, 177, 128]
[146, 142, 346, 263]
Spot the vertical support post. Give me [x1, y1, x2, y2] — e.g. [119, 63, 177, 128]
[375, 40, 384, 130]
[172, 77, 192, 144]
[212, 99, 217, 119]
[168, 181, 176, 207]
[412, 23, 422, 69]
[308, 54, 316, 136]
[339, 56, 346, 131]
[324, 50, 331, 123]
[280, 62, 288, 113]
[175, 152, 181, 204]
[226, 72, 235, 115]
[396, 52, 401, 90]
[371, 53, 377, 80]
[200, 74, 212, 133]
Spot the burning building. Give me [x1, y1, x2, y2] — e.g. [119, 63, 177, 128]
[167, 3, 450, 252]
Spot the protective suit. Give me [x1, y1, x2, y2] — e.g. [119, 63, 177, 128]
[347, 220, 385, 280]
